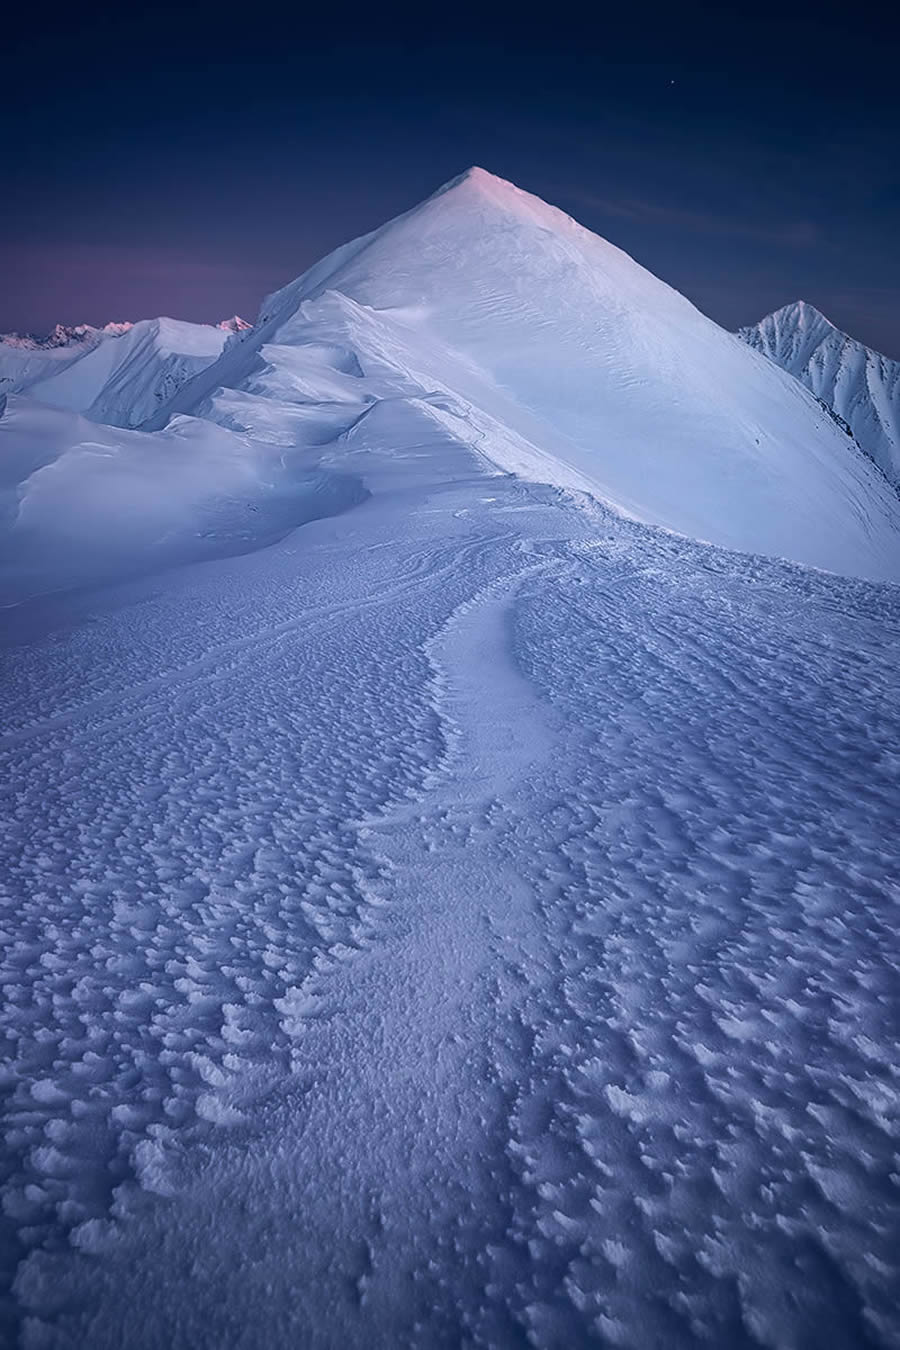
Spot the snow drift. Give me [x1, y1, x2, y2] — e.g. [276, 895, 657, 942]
[0, 397, 365, 606]
[3, 171, 900, 1350]
[23, 317, 239, 428]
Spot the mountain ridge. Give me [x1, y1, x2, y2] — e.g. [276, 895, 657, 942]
[739, 301, 900, 486]
[0, 315, 252, 425]
[145, 167, 900, 581]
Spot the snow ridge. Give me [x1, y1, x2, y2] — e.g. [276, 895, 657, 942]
[0, 322, 133, 351]
[20, 319, 233, 427]
[150, 167, 900, 581]
[0, 318, 252, 413]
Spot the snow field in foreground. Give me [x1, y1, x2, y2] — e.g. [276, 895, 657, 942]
[2, 167, 900, 1348]
[3, 423, 899, 1346]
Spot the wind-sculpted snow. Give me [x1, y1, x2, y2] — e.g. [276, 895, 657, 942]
[0, 398, 365, 605]
[152, 168, 900, 581]
[2, 407, 899, 1346]
[496, 533, 900, 1349]
[3, 169, 900, 1348]
[24, 318, 234, 428]
[740, 301, 900, 487]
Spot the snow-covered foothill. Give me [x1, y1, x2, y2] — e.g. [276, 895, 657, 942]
[739, 299, 900, 487]
[0, 317, 252, 423]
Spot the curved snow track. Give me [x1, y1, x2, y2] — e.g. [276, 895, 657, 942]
[2, 435, 899, 1347]
[3, 168, 900, 1349]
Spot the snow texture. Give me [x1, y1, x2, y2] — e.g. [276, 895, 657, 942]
[0, 318, 252, 424]
[1, 168, 899, 1349]
[0, 328, 117, 397]
[739, 300, 900, 488]
[0, 397, 365, 605]
[152, 167, 900, 582]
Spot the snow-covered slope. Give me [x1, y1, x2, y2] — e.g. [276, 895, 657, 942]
[3, 169, 900, 1350]
[3, 411, 899, 1350]
[0, 323, 131, 394]
[0, 395, 364, 604]
[157, 168, 900, 581]
[23, 317, 240, 428]
[739, 300, 900, 486]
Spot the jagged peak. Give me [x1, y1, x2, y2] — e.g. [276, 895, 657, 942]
[769, 299, 834, 329]
[0, 320, 133, 350]
[217, 315, 253, 333]
[740, 301, 843, 343]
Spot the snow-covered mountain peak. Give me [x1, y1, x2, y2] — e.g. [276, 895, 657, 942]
[739, 302, 900, 486]
[427, 164, 573, 224]
[742, 299, 837, 348]
[248, 164, 634, 337]
[143, 168, 900, 581]
[0, 321, 133, 351]
[774, 299, 831, 326]
[217, 315, 253, 333]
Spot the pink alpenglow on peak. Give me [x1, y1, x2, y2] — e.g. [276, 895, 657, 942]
[217, 315, 253, 333]
[152, 166, 900, 581]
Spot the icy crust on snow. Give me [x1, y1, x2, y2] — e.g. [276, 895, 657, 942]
[492, 537, 900, 1349]
[0, 422, 536, 1332]
[740, 300, 900, 487]
[5, 472, 900, 1348]
[0, 398, 365, 605]
[154, 167, 900, 581]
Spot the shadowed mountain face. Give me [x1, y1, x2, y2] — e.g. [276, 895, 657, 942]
[740, 300, 900, 488]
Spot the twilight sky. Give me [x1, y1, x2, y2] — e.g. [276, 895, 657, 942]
[5, 2, 900, 355]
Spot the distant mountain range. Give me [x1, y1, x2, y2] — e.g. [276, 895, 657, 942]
[0, 316, 252, 427]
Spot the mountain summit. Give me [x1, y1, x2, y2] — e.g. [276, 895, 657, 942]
[739, 301, 900, 486]
[150, 167, 900, 580]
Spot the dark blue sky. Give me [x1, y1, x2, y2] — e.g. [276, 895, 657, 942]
[5, 2, 899, 354]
